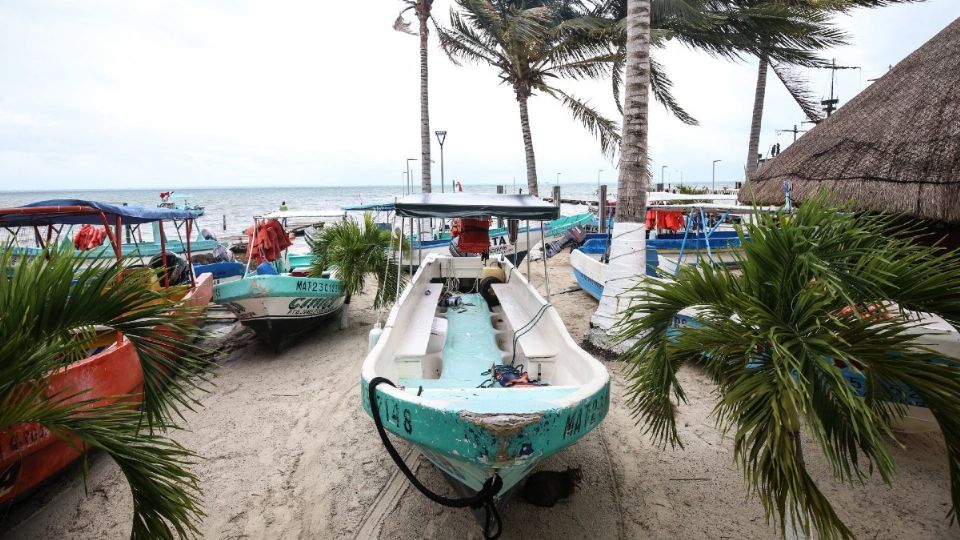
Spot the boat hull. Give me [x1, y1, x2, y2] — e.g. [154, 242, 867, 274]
[0, 273, 213, 504]
[213, 274, 345, 350]
[0, 339, 141, 504]
[361, 254, 610, 498]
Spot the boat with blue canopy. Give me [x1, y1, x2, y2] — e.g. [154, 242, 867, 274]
[362, 193, 609, 538]
[2, 199, 223, 262]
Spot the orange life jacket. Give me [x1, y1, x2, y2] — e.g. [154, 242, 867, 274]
[246, 219, 292, 264]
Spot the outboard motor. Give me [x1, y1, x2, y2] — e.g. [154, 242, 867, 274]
[201, 228, 217, 241]
[149, 252, 190, 286]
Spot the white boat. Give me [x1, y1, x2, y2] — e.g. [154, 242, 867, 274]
[361, 193, 610, 537]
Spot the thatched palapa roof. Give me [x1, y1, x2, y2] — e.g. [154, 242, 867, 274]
[742, 17, 960, 223]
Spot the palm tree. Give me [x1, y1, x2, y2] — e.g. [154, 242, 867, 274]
[587, 0, 651, 348]
[309, 213, 407, 328]
[395, 0, 436, 193]
[1, 246, 215, 539]
[617, 199, 960, 539]
[438, 0, 621, 196]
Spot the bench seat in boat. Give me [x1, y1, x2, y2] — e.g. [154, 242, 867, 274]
[489, 283, 557, 360]
[393, 283, 444, 360]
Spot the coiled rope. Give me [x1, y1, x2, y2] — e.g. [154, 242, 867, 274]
[367, 377, 504, 539]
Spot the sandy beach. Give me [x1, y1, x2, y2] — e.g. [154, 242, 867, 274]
[2, 251, 956, 539]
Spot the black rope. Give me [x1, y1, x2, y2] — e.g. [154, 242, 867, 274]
[368, 377, 503, 539]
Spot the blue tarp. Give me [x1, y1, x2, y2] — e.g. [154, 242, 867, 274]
[0, 199, 196, 226]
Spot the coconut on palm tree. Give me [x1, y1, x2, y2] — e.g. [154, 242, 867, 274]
[395, 0, 437, 193]
[618, 199, 960, 539]
[0, 246, 215, 539]
[438, 0, 621, 196]
[309, 213, 407, 329]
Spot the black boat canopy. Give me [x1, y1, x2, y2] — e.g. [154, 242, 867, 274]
[0, 199, 196, 226]
[395, 193, 559, 220]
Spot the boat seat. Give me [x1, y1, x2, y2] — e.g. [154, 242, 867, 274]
[437, 293, 502, 387]
[393, 283, 444, 361]
[489, 284, 557, 360]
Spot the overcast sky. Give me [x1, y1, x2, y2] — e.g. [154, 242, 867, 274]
[1, 0, 957, 192]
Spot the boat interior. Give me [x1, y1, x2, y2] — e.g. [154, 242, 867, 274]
[372, 255, 601, 397]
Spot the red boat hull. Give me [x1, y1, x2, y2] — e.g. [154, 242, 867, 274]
[0, 272, 214, 504]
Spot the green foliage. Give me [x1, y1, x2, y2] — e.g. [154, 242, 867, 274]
[437, 0, 622, 157]
[0, 245, 215, 539]
[617, 199, 960, 539]
[309, 213, 408, 308]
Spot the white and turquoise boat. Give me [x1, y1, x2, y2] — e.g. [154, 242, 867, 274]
[212, 214, 345, 351]
[362, 193, 609, 537]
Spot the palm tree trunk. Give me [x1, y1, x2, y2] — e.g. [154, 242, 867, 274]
[746, 52, 769, 179]
[418, 3, 432, 193]
[517, 94, 539, 196]
[590, 0, 650, 348]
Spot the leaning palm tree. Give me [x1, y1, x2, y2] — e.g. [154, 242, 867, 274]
[395, 0, 437, 193]
[588, 0, 651, 348]
[0, 246, 215, 539]
[742, 0, 917, 177]
[309, 213, 407, 328]
[618, 199, 960, 539]
[438, 0, 621, 196]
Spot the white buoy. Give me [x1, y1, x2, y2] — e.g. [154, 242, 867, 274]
[368, 322, 383, 352]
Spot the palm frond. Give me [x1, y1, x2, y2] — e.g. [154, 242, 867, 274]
[547, 87, 622, 158]
[617, 198, 960, 538]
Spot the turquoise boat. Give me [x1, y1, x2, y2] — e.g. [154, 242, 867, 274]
[362, 193, 609, 538]
[212, 214, 345, 351]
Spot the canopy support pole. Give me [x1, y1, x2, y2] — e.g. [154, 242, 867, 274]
[396, 217, 404, 301]
[540, 221, 550, 300]
[409, 218, 414, 276]
[525, 220, 531, 281]
[159, 221, 169, 287]
[186, 218, 195, 287]
[417, 218, 422, 267]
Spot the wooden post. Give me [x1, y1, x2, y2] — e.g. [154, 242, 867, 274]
[552, 185, 561, 208]
[222, 214, 227, 231]
[496, 185, 504, 228]
[598, 185, 608, 233]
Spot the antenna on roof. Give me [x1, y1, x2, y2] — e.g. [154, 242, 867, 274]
[818, 58, 861, 118]
[776, 124, 809, 143]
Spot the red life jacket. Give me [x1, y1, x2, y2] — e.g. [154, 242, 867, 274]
[246, 219, 292, 264]
[454, 217, 491, 254]
[73, 224, 107, 250]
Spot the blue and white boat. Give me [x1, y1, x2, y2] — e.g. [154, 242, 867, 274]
[362, 193, 609, 536]
[571, 202, 753, 301]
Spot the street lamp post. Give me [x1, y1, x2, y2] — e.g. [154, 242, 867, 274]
[435, 131, 447, 193]
[406, 158, 417, 195]
[712, 159, 722, 193]
[661, 165, 668, 190]
[597, 169, 603, 190]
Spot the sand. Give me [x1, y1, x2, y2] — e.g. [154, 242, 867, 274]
[2, 251, 957, 539]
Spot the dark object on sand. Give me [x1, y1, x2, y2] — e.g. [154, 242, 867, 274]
[520, 467, 582, 507]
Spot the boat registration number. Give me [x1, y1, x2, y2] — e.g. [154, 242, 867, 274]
[295, 280, 338, 293]
[375, 394, 413, 434]
[562, 387, 608, 439]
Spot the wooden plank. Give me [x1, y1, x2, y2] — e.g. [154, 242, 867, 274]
[393, 283, 444, 359]
[490, 284, 556, 359]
